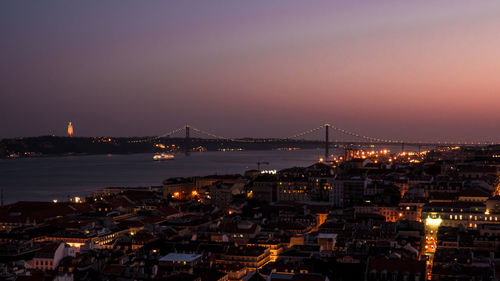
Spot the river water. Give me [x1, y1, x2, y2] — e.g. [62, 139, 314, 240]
[0, 149, 333, 204]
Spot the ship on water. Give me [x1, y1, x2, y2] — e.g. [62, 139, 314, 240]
[153, 153, 175, 161]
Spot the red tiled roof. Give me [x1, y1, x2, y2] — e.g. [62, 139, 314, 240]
[132, 231, 158, 244]
[117, 220, 144, 228]
[157, 206, 179, 217]
[15, 272, 45, 281]
[200, 270, 228, 281]
[424, 201, 485, 208]
[221, 221, 258, 234]
[225, 245, 267, 257]
[46, 217, 96, 229]
[106, 196, 135, 208]
[103, 264, 124, 276]
[368, 258, 425, 274]
[458, 166, 497, 173]
[0, 201, 92, 223]
[458, 189, 491, 198]
[141, 215, 169, 225]
[292, 274, 327, 281]
[34, 242, 61, 259]
[121, 190, 159, 202]
[489, 195, 500, 201]
[429, 192, 458, 201]
[160, 273, 199, 281]
[306, 204, 331, 214]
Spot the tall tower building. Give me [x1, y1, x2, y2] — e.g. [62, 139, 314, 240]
[67, 122, 74, 137]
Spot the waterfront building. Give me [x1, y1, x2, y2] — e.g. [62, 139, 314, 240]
[163, 177, 196, 199]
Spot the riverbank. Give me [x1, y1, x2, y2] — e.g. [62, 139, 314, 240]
[0, 149, 328, 204]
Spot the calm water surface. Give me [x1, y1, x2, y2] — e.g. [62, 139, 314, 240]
[0, 149, 331, 204]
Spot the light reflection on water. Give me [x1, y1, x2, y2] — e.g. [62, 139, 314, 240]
[0, 149, 335, 204]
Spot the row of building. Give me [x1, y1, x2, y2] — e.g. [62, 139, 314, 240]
[2, 145, 500, 280]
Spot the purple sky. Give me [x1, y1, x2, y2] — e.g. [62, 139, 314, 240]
[1, 1, 500, 142]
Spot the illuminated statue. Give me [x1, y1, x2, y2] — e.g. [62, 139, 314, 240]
[68, 122, 74, 137]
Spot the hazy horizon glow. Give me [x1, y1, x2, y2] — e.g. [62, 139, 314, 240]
[1, 1, 500, 142]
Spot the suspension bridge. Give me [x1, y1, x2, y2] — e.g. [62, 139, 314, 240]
[129, 124, 499, 158]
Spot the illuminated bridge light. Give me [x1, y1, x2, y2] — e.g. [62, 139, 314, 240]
[127, 124, 500, 145]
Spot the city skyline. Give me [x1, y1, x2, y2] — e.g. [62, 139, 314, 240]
[3, 3, 500, 279]
[2, 1, 500, 141]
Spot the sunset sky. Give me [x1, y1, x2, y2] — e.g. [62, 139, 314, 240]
[1, 1, 500, 142]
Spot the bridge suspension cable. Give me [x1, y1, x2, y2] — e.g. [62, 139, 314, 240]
[128, 126, 186, 143]
[189, 126, 231, 140]
[128, 123, 498, 145]
[188, 124, 406, 143]
[327, 124, 403, 144]
[189, 126, 256, 143]
[157, 127, 186, 139]
[283, 123, 403, 143]
[285, 125, 326, 139]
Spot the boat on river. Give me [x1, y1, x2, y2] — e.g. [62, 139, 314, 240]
[153, 153, 175, 161]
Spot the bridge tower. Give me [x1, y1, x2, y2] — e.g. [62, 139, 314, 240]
[325, 124, 330, 159]
[185, 125, 191, 156]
